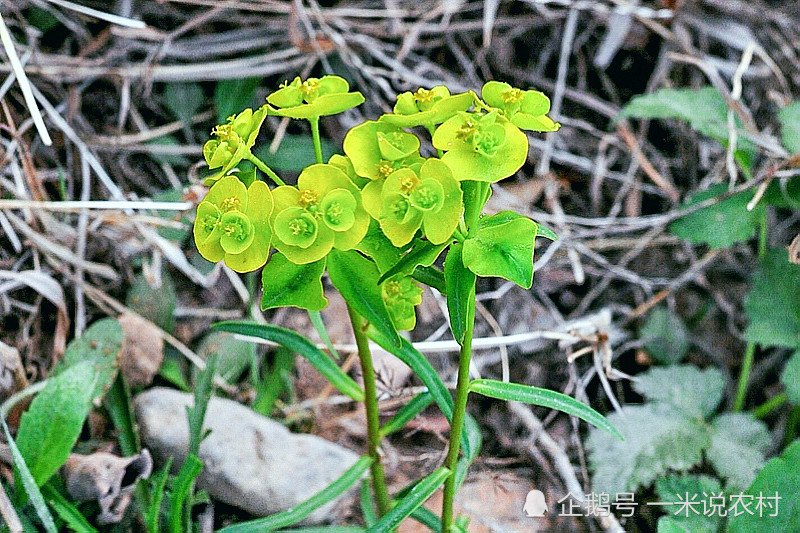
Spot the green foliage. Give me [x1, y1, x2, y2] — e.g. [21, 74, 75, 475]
[217, 456, 373, 533]
[588, 365, 769, 495]
[215, 77, 261, 124]
[260, 253, 328, 311]
[164, 83, 204, 126]
[187, 353, 217, 456]
[213, 321, 364, 402]
[462, 210, 541, 288]
[366, 467, 451, 533]
[670, 184, 765, 249]
[728, 439, 800, 533]
[640, 307, 690, 364]
[744, 248, 800, 349]
[16, 361, 97, 489]
[55, 317, 122, 401]
[254, 135, 336, 173]
[617, 86, 755, 171]
[779, 102, 800, 153]
[655, 475, 723, 533]
[444, 242, 476, 345]
[469, 378, 623, 440]
[781, 351, 800, 405]
[196, 331, 253, 383]
[126, 271, 177, 332]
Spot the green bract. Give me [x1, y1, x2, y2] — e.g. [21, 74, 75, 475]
[193, 175, 273, 272]
[266, 75, 365, 119]
[432, 110, 528, 183]
[270, 163, 369, 264]
[481, 81, 560, 132]
[382, 275, 423, 331]
[381, 86, 476, 128]
[365, 158, 462, 247]
[202, 106, 268, 185]
[343, 121, 424, 181]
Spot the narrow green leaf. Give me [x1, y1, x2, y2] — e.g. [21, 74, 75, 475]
[411, 265, 445, 295]
[187, 353, 217, 456]
[360, 479, 378, 527]
[168, 453, 203, 533]
[536, 224, 558, 241]
[444, 243, 475, 345]
[409, 506, 441, 532]
[274, 528, 365, 533]
[366, 467, 450, 532]
[380, 392, 434, 437]
[4, 421, 57, 532]
[41, 484, 98, 533]
[218, 456, 373, 533]
[16, 361, 97, 489]
[146, 458, 173, 533]
[469, 379, 622, 440]
[103, 375, 139, 456]
[462, 211, 537, 288]
[327, 249, 401, 348]
[261, 253, 328, 311]
[213, 322, 364, 401]
[309, 310, 340, 361]
[377, 240, 448, 284]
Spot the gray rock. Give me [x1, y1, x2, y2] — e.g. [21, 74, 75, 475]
[134, 387, 359, 523]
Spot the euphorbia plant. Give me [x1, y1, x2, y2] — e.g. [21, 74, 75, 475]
[195, 75, 621, 532]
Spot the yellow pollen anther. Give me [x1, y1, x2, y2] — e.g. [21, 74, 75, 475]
[298, 189, 319, 208]
[300, 79, 321, 96]
[220, 197, 241, 211]
[399, 174, 420, 194]
[377, 161, 395, 178]
[413, 88, 435, 103]
[501, 88, 524, 104]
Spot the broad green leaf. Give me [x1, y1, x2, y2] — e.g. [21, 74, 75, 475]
[745, 248, 800, 349]
[633, 365, 724, 419]
[164, 83, 204, 125]
[254, 135, 337, 173]
[462, 211, 538, 288]
[640, 307, 690, 364]
[218, 456, 372, 533]
[213, 322, 364, 401]
[366, 467, 450, 533]
[670, 184, 765, 249]
[377, 240, 447, 284]
[728, 439, 800, 533]
[707, 413, 769, 490]
[444, 243, 475, 345]
[468, 379, 622, 440]
[655, 475, 722, 533]
[127, 270, 176, 332]
[215, 77, 261, 124]
[196, 331, 252, 384]
[4, 421, 57, 531]
[16, 361, 97, 488]
[782, 351, 800, 405]
[617, 87, 756, 173]
[55, 317, 122, 402]
[261, 253, 328, 311]
[780, 102, 800, 153]
[327, 249, 401, 348]
[587, 403, 709, 495]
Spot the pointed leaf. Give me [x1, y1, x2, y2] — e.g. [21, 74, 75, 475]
[469, 379, 622, 440]
[745, 248, 800, 349]
[444, 243, 475, 345]
[213, 322, 364, 401]
[56, 317, 122, 401]
[218, 456, 372, 533]
[366, 467, 450, 533]
[327, 249, 401, 348]
[377, 240, 447, 284]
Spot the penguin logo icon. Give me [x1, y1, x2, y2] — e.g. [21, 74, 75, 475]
[523, 489, 548, 517]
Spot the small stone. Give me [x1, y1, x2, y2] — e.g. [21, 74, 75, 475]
[134, 388, 360, 523]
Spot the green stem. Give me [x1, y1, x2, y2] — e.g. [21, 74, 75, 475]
[309, 117, 324, 164]
[346, 304, 391, 516]
[752, 392, 787, 419]
[246, 153, 285, 186]
[441, 288, 476, 530]
[787, 406, 800, 446]
[734, 341, 757, 411]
